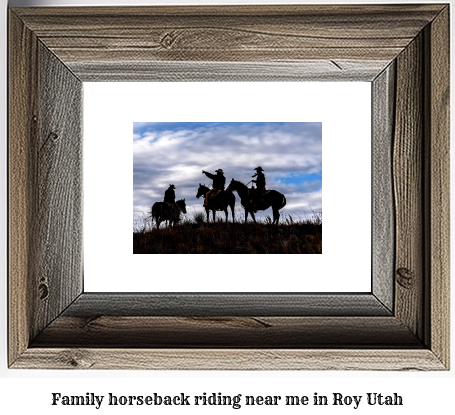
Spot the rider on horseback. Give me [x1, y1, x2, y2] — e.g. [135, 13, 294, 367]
[164, 184, 177, 209]
[202, 169, 226, 207]
[251, 166, 266, 206]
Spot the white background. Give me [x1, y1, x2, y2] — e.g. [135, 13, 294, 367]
[84, 82, 371, 292]
[1, 0, 454, 414]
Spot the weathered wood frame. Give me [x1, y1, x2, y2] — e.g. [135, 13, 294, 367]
[8, 5, 449, 370]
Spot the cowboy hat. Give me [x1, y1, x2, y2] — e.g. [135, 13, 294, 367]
[215, 169, 224, 174]
[254, 166, 264, 171]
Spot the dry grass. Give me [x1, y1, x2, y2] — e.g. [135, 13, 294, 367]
[133, 214, 322, 254]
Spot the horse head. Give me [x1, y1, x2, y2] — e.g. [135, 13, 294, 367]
[176, 198, 187, 214]
[226, 179, 250, 199]
[225, 179, 236, 193]
[196, 183, 208, 199]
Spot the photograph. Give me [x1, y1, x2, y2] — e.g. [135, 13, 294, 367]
[133, 122, 322, 254]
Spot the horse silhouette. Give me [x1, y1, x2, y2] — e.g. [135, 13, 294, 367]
[226, 179, 286, 224]
[150, 199, 187, 229]
[196, 184, 235, 223]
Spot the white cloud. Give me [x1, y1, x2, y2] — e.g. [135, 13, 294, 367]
[133, 122, 322, 222]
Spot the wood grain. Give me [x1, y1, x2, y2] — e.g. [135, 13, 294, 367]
[64, 293, 391, 317]
[31, 316, 420, 349]
[424, 6, 450, 368]
[9, 11, 84, 366]
[71, 60, 388, 82]
[11, 5, 444, 80]
[372, 63, 395, 312]
[8, 11, 38, 366]
[13, 349, 445, 371]
[33, 42, 83, 338]
[393, 34, 424, 340]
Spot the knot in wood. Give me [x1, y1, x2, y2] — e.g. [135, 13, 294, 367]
[160, 31, 179, 49]
[48, 131, 59, 142]
[38, 281, 49, 300]
[60, 350, 94, 369]
[396, 267, 414, 289]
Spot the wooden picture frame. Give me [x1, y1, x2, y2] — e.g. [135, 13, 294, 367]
[8, 4, 449, 370]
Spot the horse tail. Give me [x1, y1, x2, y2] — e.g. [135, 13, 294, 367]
[279, 194, 287, 210]
[150, 203, 159, 222]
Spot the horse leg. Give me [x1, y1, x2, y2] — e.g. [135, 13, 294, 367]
[206, 208, 209, 223]
[224, 209, 228, 222]
[273, 208, 280, 224]
[250, 211, 256, 223]
[245, 210, 248, 223]
[231, 205, 235, 222]
[213, 210, 216, 222]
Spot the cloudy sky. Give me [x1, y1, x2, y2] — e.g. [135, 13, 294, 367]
[133, 122, 322, 223]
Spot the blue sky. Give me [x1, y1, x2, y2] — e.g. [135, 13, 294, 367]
[133, 122, 322, 223]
